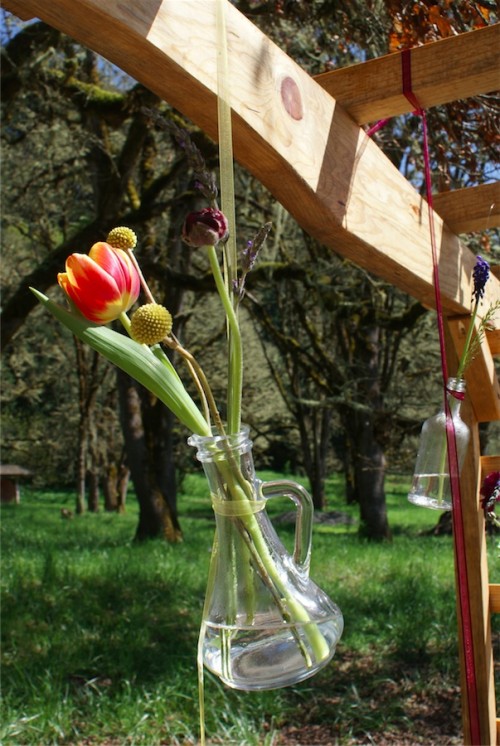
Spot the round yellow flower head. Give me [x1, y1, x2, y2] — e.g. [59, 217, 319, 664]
[130, 303, 173, 345]
[106, 226, 137, 250]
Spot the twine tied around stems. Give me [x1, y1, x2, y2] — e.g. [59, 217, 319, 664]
[211, 498, 266, 516]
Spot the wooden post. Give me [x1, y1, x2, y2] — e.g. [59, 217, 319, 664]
[446, 320, 497, 745]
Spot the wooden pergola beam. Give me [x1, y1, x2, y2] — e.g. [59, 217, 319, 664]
[314, 24, 500, 124]
[3, 0, 499, 320]
[432, 183, 500, 235]
[486, 329, 500, 356]
[2, 3, 499, 744]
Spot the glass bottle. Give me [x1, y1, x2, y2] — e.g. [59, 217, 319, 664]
[188, 426, 344, 691]
[408, 378, 470, 511]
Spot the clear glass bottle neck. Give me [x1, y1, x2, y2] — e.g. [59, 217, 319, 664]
[445, 377, 466, 415]
[188, 425, 252, 464]
[446, 377, 466, 395]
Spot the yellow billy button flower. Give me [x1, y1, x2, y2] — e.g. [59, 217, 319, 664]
[130, 303, 173, 345]
[106, 226, 138, 250]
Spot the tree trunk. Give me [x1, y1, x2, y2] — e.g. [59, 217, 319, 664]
[342, 322, 391, 541]
[102, 460, 129, 512]
[87, 469, 99, 512]
[117, 464, 129, 513]
[103, 463, 119, 511]
[75, 427, 86, 515]
[296, 405, 331, 509]
[86, 412, 100, 512]
[352, 411, 390, 540]
[74, 337, 88, 515]
[117, 369, 182, 542]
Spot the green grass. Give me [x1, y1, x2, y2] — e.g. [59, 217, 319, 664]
[1, 475, 498, 745]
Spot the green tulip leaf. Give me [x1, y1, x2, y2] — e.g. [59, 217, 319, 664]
[31, 288, 210, 436]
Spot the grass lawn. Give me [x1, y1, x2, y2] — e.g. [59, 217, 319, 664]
[1, 471, 498, 745]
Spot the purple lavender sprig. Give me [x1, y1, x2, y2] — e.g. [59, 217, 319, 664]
[143, 107, 218, 204]
[472, 255, 490, 302]
[456, 255, 497, 378]
[234, 222, 272, 303]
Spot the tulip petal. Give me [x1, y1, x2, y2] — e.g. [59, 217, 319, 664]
[89, 242, 125, 283]
[58, 248, 140, 324]
[89, 242, 140, 312]
[62, 254, 121, 323]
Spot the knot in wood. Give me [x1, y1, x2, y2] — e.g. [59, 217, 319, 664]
[280, 76, 303, 121]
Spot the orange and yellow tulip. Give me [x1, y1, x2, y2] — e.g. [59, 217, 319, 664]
[58, 241, 140, 324]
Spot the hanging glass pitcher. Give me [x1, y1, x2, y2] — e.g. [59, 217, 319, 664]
[188, 426, 344, 691]
[408, 377, 470, 511]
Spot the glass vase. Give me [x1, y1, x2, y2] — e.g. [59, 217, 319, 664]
[408, 377, 470, 511]
[188, 426, 344, 691]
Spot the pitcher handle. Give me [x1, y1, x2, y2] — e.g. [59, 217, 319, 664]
[261, 479, 313, 575]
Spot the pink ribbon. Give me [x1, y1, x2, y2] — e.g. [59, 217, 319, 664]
[404, 50, 481, 746]
[366, 49, 481, 745]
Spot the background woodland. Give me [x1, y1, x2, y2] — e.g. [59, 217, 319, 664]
[1, 0, 499, 541]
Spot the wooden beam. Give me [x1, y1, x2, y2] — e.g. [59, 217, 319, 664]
[432, 183, 500, 234]
[483, 451, 500, 735]
[2, 1, 500, 320]
[489, 584, 500, 614]
[482, 269, 500, 357]
[451, 416, 496, 746]
[1, 0, 34, 19]
[446, 324, 497, 745]
[314, 25, 500, 124]
[486, 329, 500, 356]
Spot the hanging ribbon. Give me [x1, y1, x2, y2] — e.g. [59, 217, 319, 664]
[401, 49, 481, 746]
[366, 49, 481, 746]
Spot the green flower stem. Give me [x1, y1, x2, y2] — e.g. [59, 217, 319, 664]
[437, 441, 447, 506]
[435, 302, 478, 505]
[31, 289, 210, 437]
[436, 394, 461, 505]
[120, 257, 215, 426]
[215, 0, 239, 441]
[456, 300, 479, 380]
[166, 336, 222, 432]
[121, 311, 215, 428]
[126, 249, 156, 305]
[206, 245, 242, 434]
[213, 456, 330, 664]
[119, 311, 132, 334]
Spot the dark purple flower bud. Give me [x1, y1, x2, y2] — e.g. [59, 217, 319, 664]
[480, 470, 500, 525]
[480, 471, 500, 505]
[181, 208, 229, 248]
[472, 255, 490, 302]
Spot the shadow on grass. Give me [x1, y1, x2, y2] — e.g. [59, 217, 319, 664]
[1, 492, 465, 745]
[2, 547, 202, 698]
[275, 646, 462, 745]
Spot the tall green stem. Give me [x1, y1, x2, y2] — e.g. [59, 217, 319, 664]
[456, 301, 479, 380]
[211, 457, 330, 663]
[436, 393, 460, 505]
[207, 245, 242, 433]
[215, 0, 239, 433]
